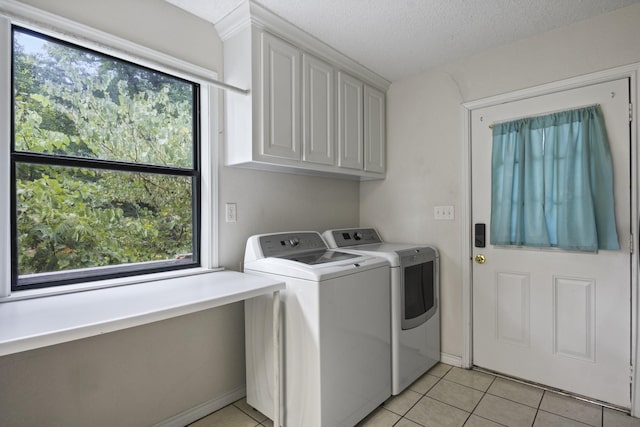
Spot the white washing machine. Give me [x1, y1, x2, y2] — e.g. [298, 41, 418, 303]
[244, 231, 391, 427]
[323, 228, 440, 395]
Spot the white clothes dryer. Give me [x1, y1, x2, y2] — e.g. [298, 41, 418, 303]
[323, 228, 440, 395]
[244, 231, 391, 427]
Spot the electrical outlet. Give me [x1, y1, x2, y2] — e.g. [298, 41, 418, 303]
[434, 205, 454, 220]
[225, 202, 237, 222]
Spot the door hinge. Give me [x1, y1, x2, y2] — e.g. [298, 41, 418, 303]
[630, 103, 634, 122]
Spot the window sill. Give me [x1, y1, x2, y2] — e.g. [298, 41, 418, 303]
[0, 270, 285, 356]
[2, 268, 223, 302]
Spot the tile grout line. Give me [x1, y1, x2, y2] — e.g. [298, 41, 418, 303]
[398, 365, 456, 426]
[463, 374, 497, 427]
[470, 413, 510, 427]
[530, 389, 546, 427]
[482, 379, 546, 410]
[473, 372, 606, 427]
[419, 367, 502, 427]
[464, 375, 486, 426]
[535, 391, 601, 427]
[540, 390, 606, 427]
[398, 368, 447, 426]
[232, 401, 266, 424]
[473, 366, 625, 415]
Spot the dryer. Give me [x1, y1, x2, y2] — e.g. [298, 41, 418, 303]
[244, 231, 391, 427]
[323, 228, 440, 395]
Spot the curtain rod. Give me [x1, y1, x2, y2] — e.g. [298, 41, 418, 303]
[489, 103, 600, 129]
[209, 80, 250, 95]
[155, 62, 250, 95]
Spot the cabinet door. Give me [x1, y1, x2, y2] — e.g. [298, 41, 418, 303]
[337, 71, 363, 170]
[261, 32, 300, 160]
[364, 85, 386, 173]
[302, 54, 335, 165]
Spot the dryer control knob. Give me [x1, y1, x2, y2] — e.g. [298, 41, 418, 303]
[289, 238, 300, 246]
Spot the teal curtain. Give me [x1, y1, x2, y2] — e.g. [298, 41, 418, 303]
[490, 105, 619, 251]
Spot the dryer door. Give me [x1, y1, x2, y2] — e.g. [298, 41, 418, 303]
[400, 249, 438, 330]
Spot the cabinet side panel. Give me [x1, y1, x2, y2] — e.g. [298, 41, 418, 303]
[224, 27, 254, 165]
[364, 86, 386, 173]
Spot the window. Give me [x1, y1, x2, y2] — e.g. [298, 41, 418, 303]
[9, 26, 205, 291]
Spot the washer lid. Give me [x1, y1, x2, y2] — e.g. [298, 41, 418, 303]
[244, 254, 388, 281]
[279, 250, 360, 265]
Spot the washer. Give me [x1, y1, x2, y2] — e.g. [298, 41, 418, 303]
[323, 228, 440, 395]
[244, 231, 391, 427]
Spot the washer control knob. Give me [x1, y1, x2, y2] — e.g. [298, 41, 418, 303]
[354, 232, 363, 241]
[289, 238, 300, 247]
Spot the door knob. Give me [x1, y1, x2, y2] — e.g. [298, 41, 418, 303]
[474, 254, 486, 264]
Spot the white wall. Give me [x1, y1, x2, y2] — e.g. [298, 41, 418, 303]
[0, 1, 360, 426]
[361, 3, 640, 359]
[218, 169, 360, 270]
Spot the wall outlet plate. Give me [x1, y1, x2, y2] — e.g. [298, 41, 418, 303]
[434, 205, 454, 220]
[225, 202, 237, 222]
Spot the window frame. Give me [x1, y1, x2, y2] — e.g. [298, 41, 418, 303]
[0, 11, 219, 299]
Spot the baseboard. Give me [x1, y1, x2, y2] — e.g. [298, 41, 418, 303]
[154, 385, 246, 427]
[441, 352, 463, 367]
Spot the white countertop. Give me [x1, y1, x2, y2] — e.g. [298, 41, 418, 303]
[0, 270, 284, 356]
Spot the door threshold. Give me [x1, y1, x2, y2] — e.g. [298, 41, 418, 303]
[472, 365, 630, 414]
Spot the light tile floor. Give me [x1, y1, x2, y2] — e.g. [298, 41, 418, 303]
[188, 363, 640, 427]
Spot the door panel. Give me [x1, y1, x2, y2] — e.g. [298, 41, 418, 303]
[261, 32, 300, 160]
[303, 53, 335, 165]
[553, 276, 596, 362]
[471, 78, 631, 407]
[338, 71, 363, 170]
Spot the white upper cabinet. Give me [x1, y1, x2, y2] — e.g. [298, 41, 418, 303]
[364, 85, 386, 173]
[338, 71, 364, 170]
[302, 53, 335, 166]
[261, 32, 301, 160]
[216, 1, 388, 180]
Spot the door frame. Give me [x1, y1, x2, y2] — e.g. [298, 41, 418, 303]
[461, 63, 640, 414]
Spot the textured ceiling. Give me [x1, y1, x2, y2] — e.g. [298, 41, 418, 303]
[166, 0, 640, 82]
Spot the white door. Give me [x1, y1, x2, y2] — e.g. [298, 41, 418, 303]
[338, 71, 364, 170]
[471, 78, 631, 407]
[261, 32, 300, 160]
